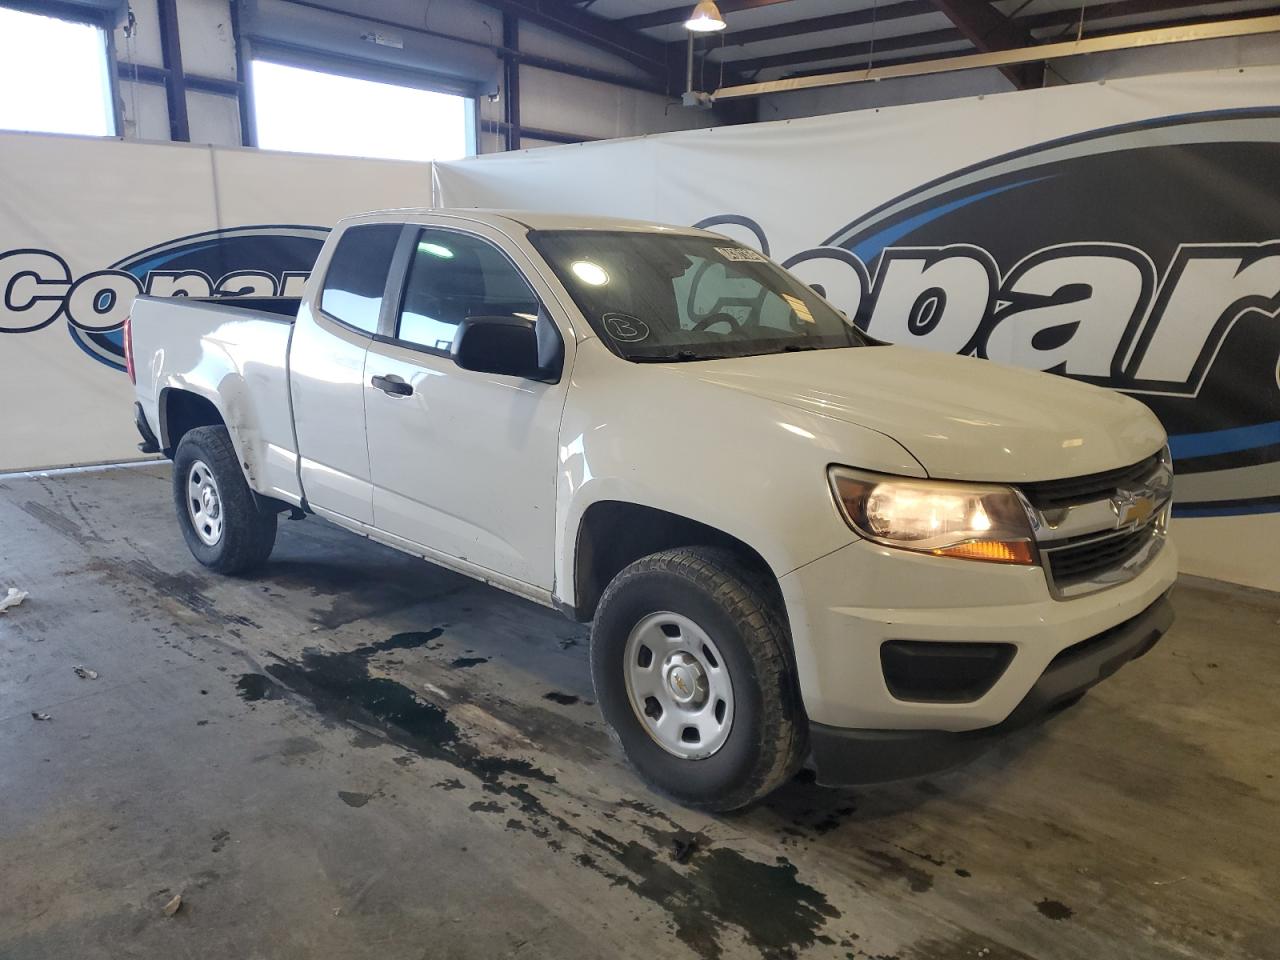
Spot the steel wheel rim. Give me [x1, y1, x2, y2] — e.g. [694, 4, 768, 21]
[186, 460, 224, 547]
[623, 611, 734, 760]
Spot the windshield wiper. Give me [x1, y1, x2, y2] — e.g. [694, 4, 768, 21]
[629, 349, 717, 363]
[782, 343, 817, 352]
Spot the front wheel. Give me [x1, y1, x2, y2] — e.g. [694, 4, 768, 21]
[172, 425, 277, 575]
[590, 547, 805, 812]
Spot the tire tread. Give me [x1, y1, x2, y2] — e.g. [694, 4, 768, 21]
[173, 425, 276, 575]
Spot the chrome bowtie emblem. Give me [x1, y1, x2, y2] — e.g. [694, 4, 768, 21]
[1111, 488, 1156, 528]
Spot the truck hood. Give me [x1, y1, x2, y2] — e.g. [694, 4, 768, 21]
[677, 346, 1165, 482]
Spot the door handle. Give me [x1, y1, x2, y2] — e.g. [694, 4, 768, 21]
[371, 374, 413, 397]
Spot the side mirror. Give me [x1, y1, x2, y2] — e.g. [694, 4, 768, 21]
[451, 312, 563, 382]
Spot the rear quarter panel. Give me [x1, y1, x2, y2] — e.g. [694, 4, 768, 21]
[131, 297, 301, 503]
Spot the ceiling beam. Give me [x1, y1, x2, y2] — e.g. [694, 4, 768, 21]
[777, 44, 982, 80]
[726, 27, 963, 72]
[927, 0, 1044, 89]
[730, 3, 1279, 89]
[480, 0, 676, 84]
[714, 11, 1280, 97]
[1055, 3, 1280, 38]
[618, 0, 798, 32]
[716, 0, 939, 47]
[722, 0, 1270, 78]
[1022, 0, 1250, 32]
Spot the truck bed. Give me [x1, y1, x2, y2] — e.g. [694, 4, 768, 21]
[144, 295, 302, 322]
[130, 294, 304, 505]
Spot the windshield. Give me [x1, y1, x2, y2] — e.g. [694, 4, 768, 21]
[528, 230, 871, 361]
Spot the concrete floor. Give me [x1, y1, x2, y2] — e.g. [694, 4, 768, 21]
[0, 462, 1277, 960]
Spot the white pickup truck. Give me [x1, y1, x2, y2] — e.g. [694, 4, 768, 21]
[128, 208, 1177, 810]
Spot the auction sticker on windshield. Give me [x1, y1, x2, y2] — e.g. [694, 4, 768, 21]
[715, 246, 768, 263]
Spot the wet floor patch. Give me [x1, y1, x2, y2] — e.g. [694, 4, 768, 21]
[263, 559, 468, 630]
[256, 631, 556, 791]
[450, 656, 489, 669]
[861, 848, 935, 894]
[123, 557, 260, 629]
[1036, 898, 1073, 920]
[235, 673, 276, 701]
[576, 832, 841, 959]
[542, 692, 580, 706]
[236, 631, 843, 960]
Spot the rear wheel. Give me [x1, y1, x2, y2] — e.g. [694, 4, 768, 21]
[172, 425, 277, 575]
[590, 547, 805, 812]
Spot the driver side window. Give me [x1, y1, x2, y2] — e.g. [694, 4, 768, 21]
[396, 228, 540, 355]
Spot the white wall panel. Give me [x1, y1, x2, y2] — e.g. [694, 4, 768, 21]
[516, 20, 658, 84]
[209, 146, 432, 225]
[520, 66, 712, 140]
[176, 0, 237, 81]
[187, 90, 241, 146]
[116, 78, 170, 142]
[113, 0, 164, 69]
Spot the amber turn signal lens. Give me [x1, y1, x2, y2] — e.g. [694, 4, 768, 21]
[932, 540, 1034, 564]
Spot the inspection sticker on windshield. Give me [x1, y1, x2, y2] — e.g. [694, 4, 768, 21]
[715, 246, 768, 263]
[782, 293, 815, 324]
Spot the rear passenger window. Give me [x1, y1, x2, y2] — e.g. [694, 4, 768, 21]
[320, 223, 402, 334]
[396, 229, 539, 354]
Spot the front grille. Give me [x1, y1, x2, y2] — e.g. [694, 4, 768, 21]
[1021, 454, 1161, 510]
[1045, 525, 1155, 588]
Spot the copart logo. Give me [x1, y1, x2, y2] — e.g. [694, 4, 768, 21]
[696, 109, 1280, 517]
[1, 225, 328, 369]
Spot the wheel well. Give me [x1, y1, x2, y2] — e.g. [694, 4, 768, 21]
[161, 390, 224, 456]
[571, 501, 779, 622]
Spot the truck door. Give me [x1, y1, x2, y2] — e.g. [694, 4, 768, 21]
[289, 222, 402, 525]
[362, 224, 569, 591]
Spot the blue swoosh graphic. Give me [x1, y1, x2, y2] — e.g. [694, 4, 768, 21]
[1168, 420, 1280, 459]
[123, 241, 222, 277]
[847, 176, 1053, 264]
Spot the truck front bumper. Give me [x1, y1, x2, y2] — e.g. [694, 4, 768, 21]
[778, 534, 1178, 783]
[806, 592, 1172, 783]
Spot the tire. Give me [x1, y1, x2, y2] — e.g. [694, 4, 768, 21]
[172, 425, 277, 575]
[590, 546, 806, 812]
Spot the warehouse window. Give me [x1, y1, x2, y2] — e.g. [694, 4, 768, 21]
[0, 7, 115, 137]
[251, 60, 471, 162]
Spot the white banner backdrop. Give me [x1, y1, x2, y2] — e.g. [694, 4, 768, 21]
[0, 133, 433, 472]
[434, 67, 1280, 591]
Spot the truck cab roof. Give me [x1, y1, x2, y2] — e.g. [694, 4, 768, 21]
[346, 207, 719, 238]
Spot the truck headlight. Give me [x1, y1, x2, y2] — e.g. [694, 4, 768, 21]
[828, 467, 1036, 564]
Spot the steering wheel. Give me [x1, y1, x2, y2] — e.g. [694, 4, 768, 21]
[691, 311, 742, 334]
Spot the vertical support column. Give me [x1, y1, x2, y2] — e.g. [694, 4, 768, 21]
[102, 15, 125, 138]
[502, 13, 520, 152]
[156, 0, 190, 141]
[229, 0, 254, 147]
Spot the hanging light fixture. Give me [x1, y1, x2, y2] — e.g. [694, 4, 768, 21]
[684, 0, 726, 32]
